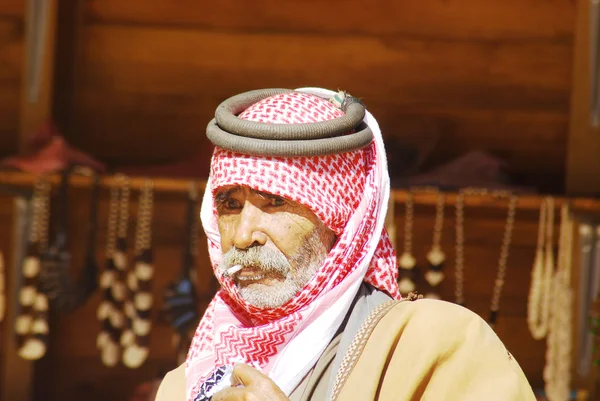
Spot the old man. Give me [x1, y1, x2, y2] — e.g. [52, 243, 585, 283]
[155, 87, 536, 401]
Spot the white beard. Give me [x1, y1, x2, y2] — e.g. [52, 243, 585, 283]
[221, 227, 333, 309]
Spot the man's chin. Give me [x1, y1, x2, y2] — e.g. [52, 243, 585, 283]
[237, 282, 298, 309]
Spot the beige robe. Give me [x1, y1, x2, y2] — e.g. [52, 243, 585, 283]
[155, 298, 536, 401]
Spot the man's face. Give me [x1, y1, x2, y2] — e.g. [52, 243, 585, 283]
[215, 185, 336, 309]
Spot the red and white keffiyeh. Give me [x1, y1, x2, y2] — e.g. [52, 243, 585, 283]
[186, 87, 399, 400]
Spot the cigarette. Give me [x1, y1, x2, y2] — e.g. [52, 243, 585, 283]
[225, 265, 243, 277]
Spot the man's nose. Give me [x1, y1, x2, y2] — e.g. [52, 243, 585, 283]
[232, 201, 268, 250]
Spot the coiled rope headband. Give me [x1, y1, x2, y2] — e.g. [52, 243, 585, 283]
[206, 89, 374, 156]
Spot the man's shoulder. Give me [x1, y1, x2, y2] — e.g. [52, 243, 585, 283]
[373, 298, 496, 345]
[155, 364, 186, 401]
[387, 297, 483, 323]
[334, 298, 536, 400]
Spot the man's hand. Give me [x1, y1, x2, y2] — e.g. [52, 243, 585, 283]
[212, 364, 290, 401]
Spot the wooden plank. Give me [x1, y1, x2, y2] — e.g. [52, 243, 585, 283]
[84, 0, 574, 42]
[565, 0, 600, 195]
[70, 25, 571, 189]
[381, 108, 568, 191]
[78, 26, 571, 95]
[0, 0, 25, 18]
[0, 171, 206, 193]
[2, 170, 600, 215]
[52, 0, 84, 139]
[19, 0, 59, 153]
[0, 19, 24, 157]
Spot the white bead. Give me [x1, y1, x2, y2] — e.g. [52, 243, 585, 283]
[123, 345, 149, 369]
[133, 318, 151, 336]
[22, 257, 40, 278]
[398, 278, 416, 294]
[425, 271, 445, 287]
[426, 249, 445, 266]
[18, 338, 46, 360]
[398, 253, 416, 270]
[101, 341, 119, 367]
[134, 293, 153, 311]
[135, 263, 154, 280]
[19, 287, 36, 306]
[31, 318, 49, 334]
[113, 252, 127, 271]
[34, 293, 48, 311]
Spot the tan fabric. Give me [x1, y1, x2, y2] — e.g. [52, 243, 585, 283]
[155, 363, 186, 401]
[155, 299, 536, 401]
[335, 299, 537, 401]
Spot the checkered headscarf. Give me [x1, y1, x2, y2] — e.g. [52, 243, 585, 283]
[186, 88, 398, 400]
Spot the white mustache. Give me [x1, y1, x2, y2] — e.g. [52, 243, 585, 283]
[220, 246, 291, 278]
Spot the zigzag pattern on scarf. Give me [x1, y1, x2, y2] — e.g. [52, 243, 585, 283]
[213, 316, 298, 366]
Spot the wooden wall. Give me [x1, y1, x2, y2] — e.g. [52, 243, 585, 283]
[0, 0, 584, 399]
[0, 196, 20, 399]
[0, 1, 578, 187]
[50, 0, 574, 191]
[0, 0, 24, 156]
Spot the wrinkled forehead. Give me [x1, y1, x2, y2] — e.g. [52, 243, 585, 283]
[214, 184, 292, 204]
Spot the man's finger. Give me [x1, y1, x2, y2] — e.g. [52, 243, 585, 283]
[211, 386, 248, 401]
[230, 364, 289, 399]
[230, 363, 266, 387]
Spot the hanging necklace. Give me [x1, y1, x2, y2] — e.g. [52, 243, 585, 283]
[398, 191, 417, 295]
[543, 201, 573, 401]
[97, 176, 130, 367]
[527, 197, 555, 339]
[123, 180, 154, 369]
[97, 181, 120, 365]
[26, 178, 52, 361]
[454, 191, 466, 306]
[454, 189, 518, 324]
[120, 186, 140, 364]
[488, 194, 518, 328]
[111, 176, 131, 365]
[16, 177, 51, 360]
[425, 192, 445, 299]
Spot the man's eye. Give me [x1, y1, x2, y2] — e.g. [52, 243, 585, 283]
[226, 199, 241, 209]
[270, 197, 285, 207]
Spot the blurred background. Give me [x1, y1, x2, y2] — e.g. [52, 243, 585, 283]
[0, 1, 599, 400]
